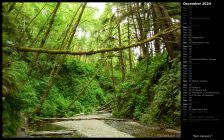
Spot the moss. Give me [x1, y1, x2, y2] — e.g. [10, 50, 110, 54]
[113, 53, 181, 128]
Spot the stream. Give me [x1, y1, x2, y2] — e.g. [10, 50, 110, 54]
[15, 113, 180, 138]
[28, 122, 84, 138]
[104, 120, 180, 138]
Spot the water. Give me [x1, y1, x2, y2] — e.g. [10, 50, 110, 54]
[28, 122, 66, 131]
[27, 122, 84, 138]
[26, 118, 180, 138]
[104, 120, 180, 138]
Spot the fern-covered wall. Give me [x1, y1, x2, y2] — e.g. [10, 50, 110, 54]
[113, 53, 181, 128]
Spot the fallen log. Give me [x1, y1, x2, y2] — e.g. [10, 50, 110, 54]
[99, 107, 112, 113]
[97, 100, 113, 111]
[96, 111, 111, 114]
[39, 117, 127, 122]
[15, 25, 180, 56]
[29, 130, 76, 136]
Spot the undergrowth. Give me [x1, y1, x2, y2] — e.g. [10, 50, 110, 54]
[113, 52, 181, 128]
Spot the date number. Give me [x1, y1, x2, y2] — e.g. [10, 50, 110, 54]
[202, 2, 211, 5]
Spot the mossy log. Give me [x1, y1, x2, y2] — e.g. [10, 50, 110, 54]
[29, 130, 76, 136]
[39, 117, 126, 122]
[15, 25, 180, 56]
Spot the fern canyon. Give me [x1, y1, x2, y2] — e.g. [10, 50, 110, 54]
[2, 2, 181, 138]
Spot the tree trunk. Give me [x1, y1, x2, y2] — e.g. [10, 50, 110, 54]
[129, 4, 142, 56]
[135, 3, 149, 58]
[158, 3, 181, 50]
[7, 3, 16, 13]
[117, 5, 126, 81]
[127, 4, 132, 71]
[32, 3, 87, 116]
[29, 13, 52, 48]
[23, 4, 47, 36]
[28, 3, 61, 76]
[20, 12, 52, 66]
[38, 3, 83, 78]
[14, 2, 24, 20]
[152, 3, 180, 59]
[111, 57, 115, 88]
[152, 3, 161, 54]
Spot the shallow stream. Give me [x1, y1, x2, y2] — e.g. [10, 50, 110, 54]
[25, 120, 180, 138]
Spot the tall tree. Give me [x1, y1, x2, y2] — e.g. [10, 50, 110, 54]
[152, 3, 161, 54]
[28, 3, 61, 76]
[33, 3, 87, 116]
[152, 3, 180, 59]
[127, 3, 132, 71]
[135, 2, 149, 58]
[117, 4, 126, 81]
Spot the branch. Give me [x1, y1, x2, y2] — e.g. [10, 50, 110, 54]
[16, 25, 180, 56]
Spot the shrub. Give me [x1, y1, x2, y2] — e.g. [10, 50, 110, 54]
[113, 53, 181, 128]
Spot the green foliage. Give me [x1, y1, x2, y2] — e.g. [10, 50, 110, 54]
[2, 8, 29, 135]
[35, 60, 113, 118]
[19, 83, 39, 115]
[96, 71, 114, 92]
[113, 53, 181, 128]
[2, 61, 28, 137]
[40, 85, 72, 117]
[2, 96, 23, 138]
[2, 2, 181, 137]
[146, 57, 181, 127]
[163, 2, 181, 20]
[2, 45, 29, 137]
